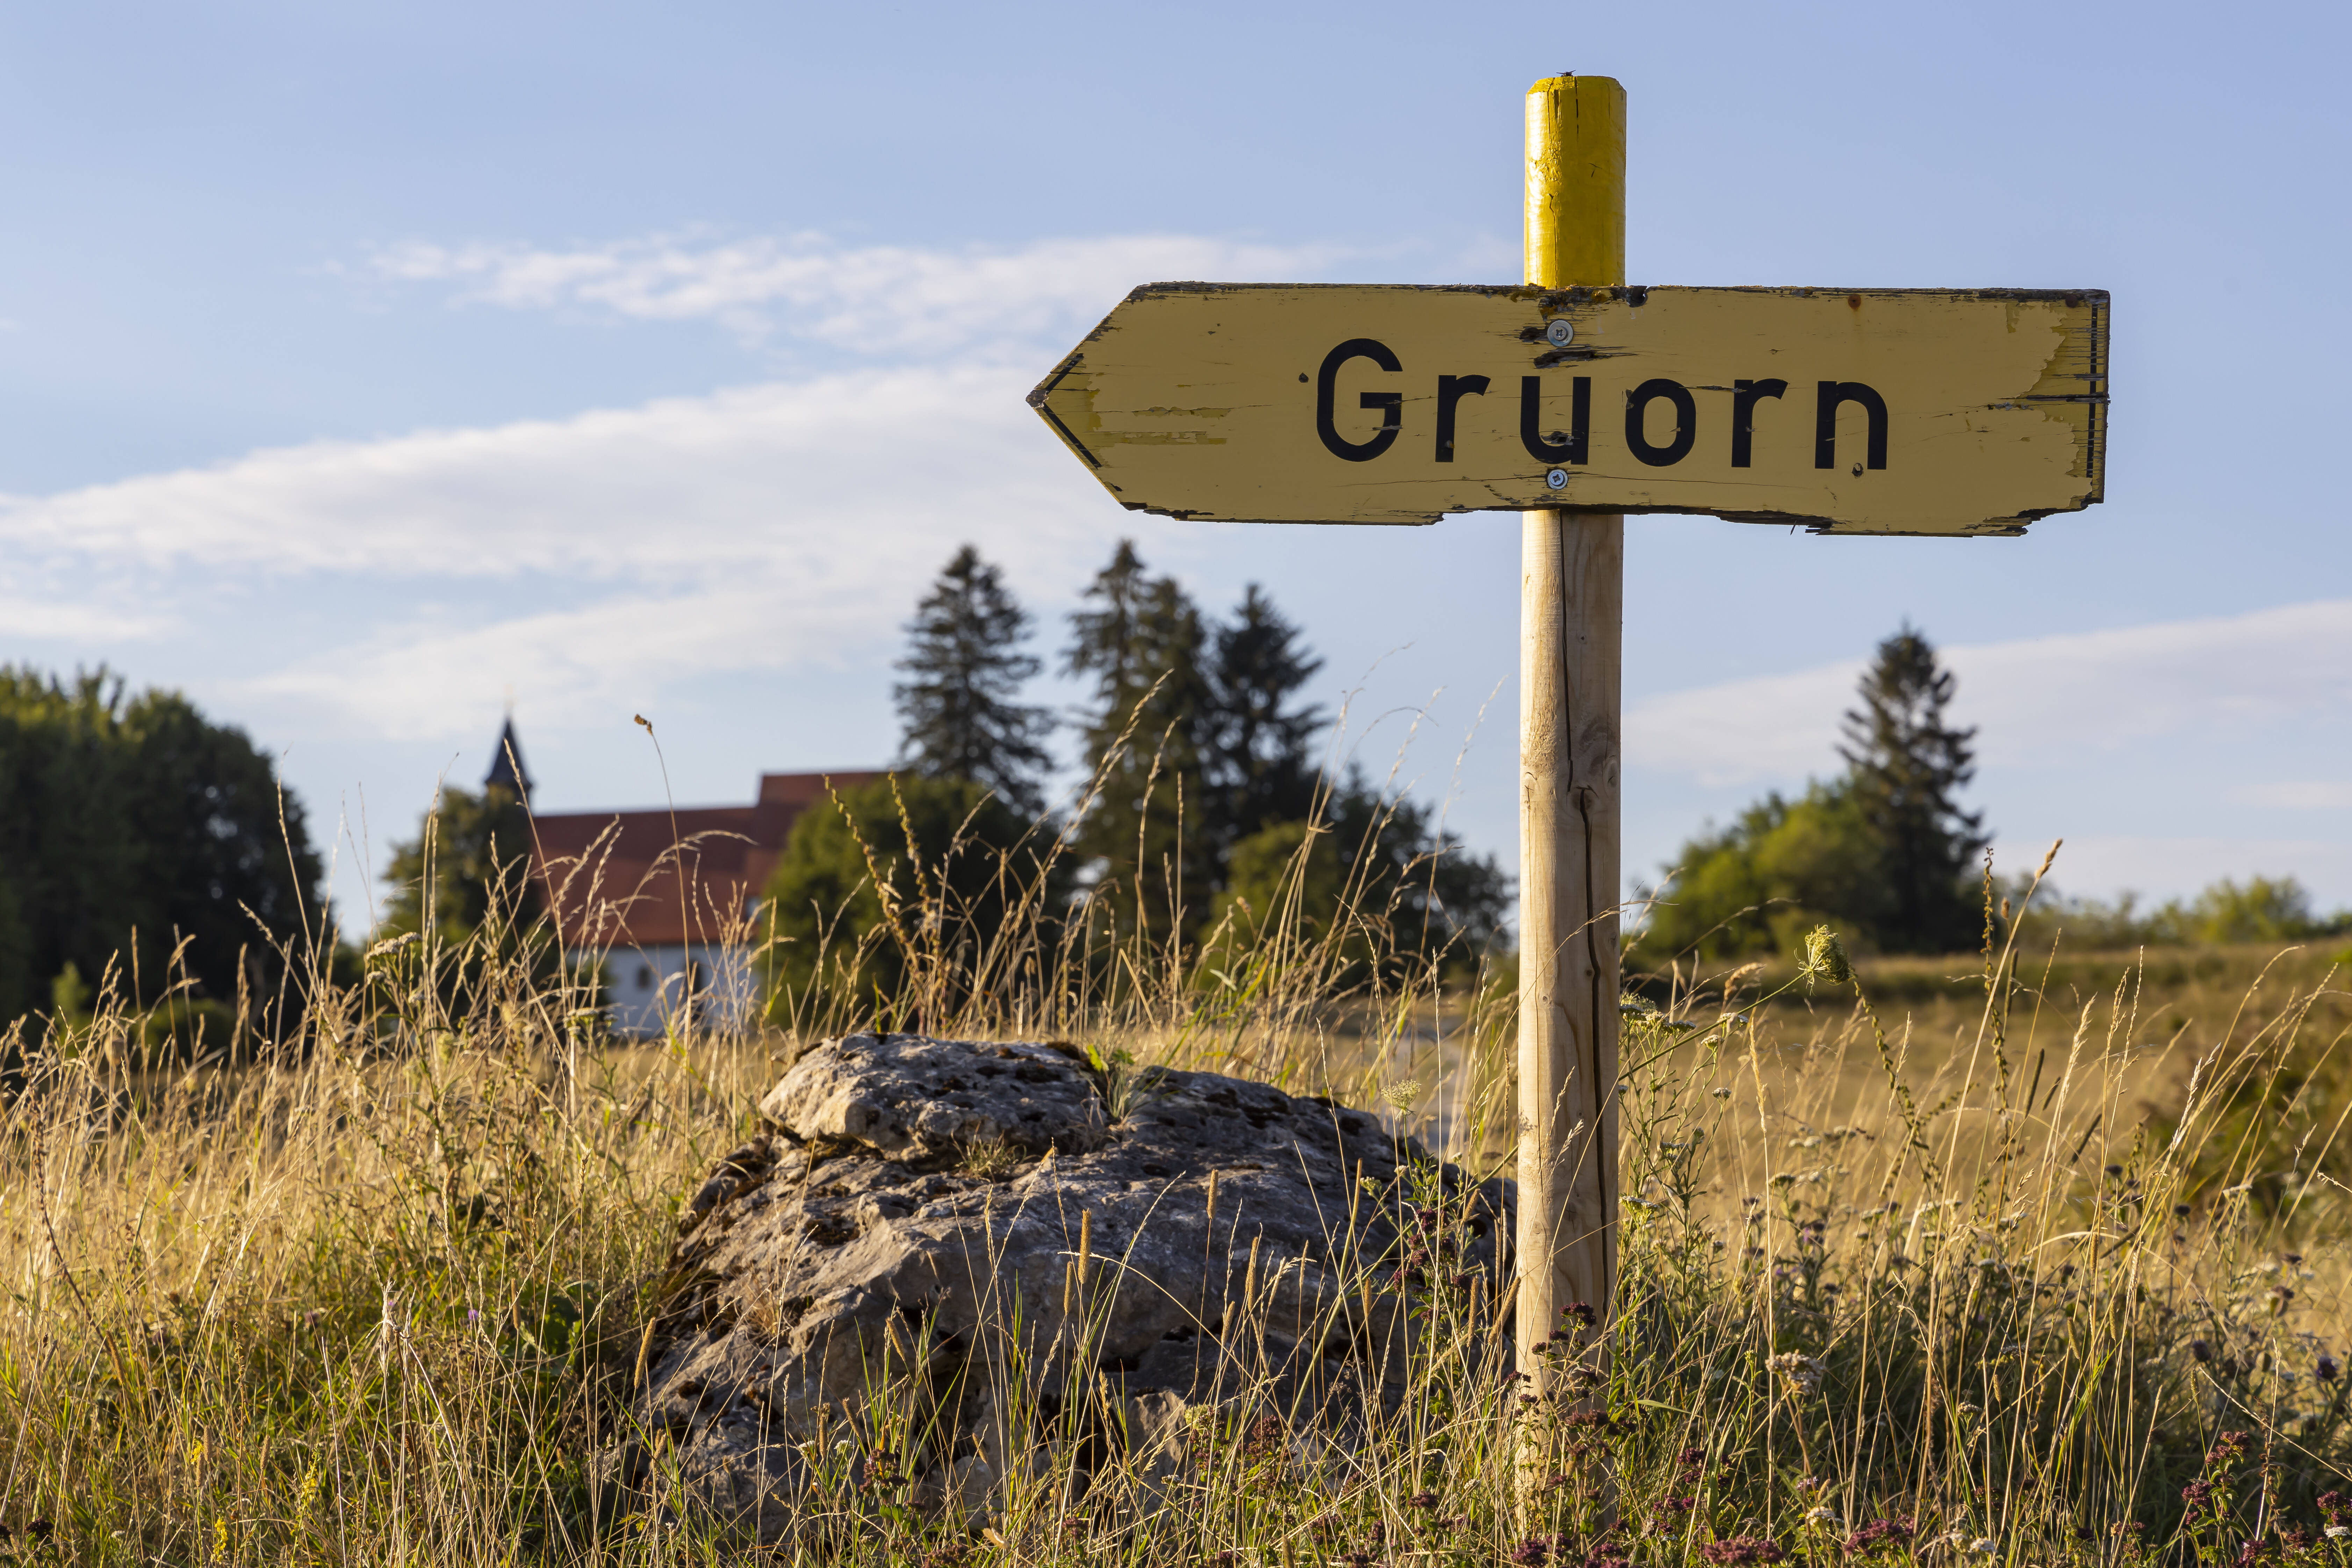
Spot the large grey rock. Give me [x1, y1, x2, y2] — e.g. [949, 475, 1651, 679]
[600, 1032, 1513, 1542]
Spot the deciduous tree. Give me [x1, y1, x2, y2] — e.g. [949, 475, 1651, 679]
[0, 668, 324, 1025]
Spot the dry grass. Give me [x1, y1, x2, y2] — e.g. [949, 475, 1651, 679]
[4, 815, 2351, 1565]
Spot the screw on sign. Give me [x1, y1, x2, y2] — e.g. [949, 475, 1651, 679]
[1026, 70, 2108, 1425]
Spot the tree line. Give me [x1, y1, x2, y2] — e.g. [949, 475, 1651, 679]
[1631, 624, 2351, 965]
[7, 593, 2343, 1044]
[0, 669, 324, 1043]
[761, 541, 1510, 1004]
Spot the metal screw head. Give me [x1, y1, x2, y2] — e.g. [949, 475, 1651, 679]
[1543, 318, 1575, 348]
[1545, 467, 1569, 491]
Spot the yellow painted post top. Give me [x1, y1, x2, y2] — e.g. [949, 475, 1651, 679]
[1525, 74, 1625, 291]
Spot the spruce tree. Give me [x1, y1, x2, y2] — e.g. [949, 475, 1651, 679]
[1063, 540, 1214, 936]
[893, 546, 1053, 818]
[1838, 623, 1987, 953]
[1205, 583, 1325, 849]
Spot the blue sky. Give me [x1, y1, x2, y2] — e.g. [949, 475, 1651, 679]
[2, 0, 2347, 932]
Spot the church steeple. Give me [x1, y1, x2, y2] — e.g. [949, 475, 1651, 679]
[484, 715, 533, 805]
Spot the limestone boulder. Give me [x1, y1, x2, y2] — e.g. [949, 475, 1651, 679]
[600, 1032, 1513, 1542]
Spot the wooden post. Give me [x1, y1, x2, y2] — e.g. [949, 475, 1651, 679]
[1517, 74, 1625, 1395]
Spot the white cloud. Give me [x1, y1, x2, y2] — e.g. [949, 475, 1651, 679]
[1628, 599, 2352, 786]
[0, 588, 167, 643]
[365, 231, 1349, 356]
[0, 228, 1360, 628]
[0, 364, 1096, 583]
[6, 228, 1390, 743]
[2229, 781, 2352, 811]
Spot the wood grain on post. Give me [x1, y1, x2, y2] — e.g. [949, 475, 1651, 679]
[1518, 73, 1625, 1393]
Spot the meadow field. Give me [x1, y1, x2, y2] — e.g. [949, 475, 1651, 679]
[3, 859, 2349, 1567]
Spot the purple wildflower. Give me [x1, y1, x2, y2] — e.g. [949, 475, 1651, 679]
[1843, 1520, 1914, 1556]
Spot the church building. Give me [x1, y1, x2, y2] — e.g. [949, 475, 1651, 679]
[483, 723, 882, 1037]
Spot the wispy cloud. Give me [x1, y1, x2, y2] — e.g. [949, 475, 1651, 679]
[0, 587, 167, 643]
[0, 358, 1128, 736]
[363, 231, 1351, 355]
[1628, 599, 2352, 786]
[0, 364, 1092, 582]
[6, 228, 1395, 742]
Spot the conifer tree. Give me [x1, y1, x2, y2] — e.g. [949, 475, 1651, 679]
[893, 546, 1054, 817]
[1205, 583, 1325, 849]
[1063, 540, 1213, 936]
[1837, 623, 1987, 952]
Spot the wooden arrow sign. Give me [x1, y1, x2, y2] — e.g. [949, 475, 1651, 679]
[1029, 282, 2107, 537]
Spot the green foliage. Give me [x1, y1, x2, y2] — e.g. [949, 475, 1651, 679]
[1063, 540, 1217, 940]
[1059, 543, 1467, 961]
[2011, 875, 2352, 953]
[1203, 582, 1325, 848]
[1204, 774, 1510, 984]
[1638, 626, 1988, 963]
[893, 544, 1054, 817]
[377, 783, 557, 1006]
[1635, 782, 1884, 964]
[1326, 770, 1511, 968]
[1839, 623, 1987, 952]
[0, 665, 324, 1026]
[1214, 819, 1345, 945]
[762, 773, 1063, 1024]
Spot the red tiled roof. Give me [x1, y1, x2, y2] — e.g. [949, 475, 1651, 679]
[529, 771, 885, 949]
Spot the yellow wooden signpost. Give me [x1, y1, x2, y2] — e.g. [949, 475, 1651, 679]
[1027, 73, 2109, 1419]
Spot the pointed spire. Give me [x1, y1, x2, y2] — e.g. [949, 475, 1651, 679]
[484, 715, 533, 804]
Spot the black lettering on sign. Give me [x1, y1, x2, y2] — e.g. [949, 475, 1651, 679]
[1731, 378, 1788, 468]
[1625, 379, 1696, 467]
[1814, 381, 1888, 471]
[1519, 375, 1589, 464]
[1433, 375, 1490, 462]
[1315, 339, 1403, 462]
